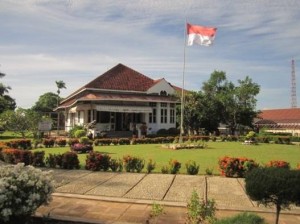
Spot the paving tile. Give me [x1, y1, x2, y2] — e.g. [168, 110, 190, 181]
[86, 173, 145, 197]
[55, 172, 117, 194]
[124, 174, 174, 200]
[52, 169, 92, 187]
[207, 176, 254, 209]
[164, 175, 205, 202]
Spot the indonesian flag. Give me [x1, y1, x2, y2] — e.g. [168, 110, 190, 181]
[187, 23, 217, 46]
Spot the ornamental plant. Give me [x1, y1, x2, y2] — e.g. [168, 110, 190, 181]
[266, 160, 290, 169]
[5, 139, 32, 150]
[186, 190, 216, 224]
[123, 155, 145, 173]
[109, 158, 123, 172]
[85, 152, 111, 171]
[70, 143, 93, 153]
[45, 153, 63, 168]
[55, 138, 67, 147]
[218, 156, 259, 178]
[61, 152, 80, 169]
[1, 148, 33, 165]
[32, 151, 45, 167]
[297, 163, 300, 170]
[169, 159, 181, 174]
[186, 160, 200, 175]
[42, 138, 55, 148]
[0, 163, 54, 223]
[146, 159, 156, 173]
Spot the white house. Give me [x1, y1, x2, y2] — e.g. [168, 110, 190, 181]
[56, 63, 180, 137]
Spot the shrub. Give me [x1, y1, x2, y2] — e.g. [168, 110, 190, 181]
[80, 136, 92, 145]
[161, 165, 169, 174]
[245, 168, 300, 224]
[70, 143, 93, 153]
[186, 160, 200, 175]
[297, 163, 300, 170]
[1, 148, 33, 165]
[45, 153, 63, 168]
[5, 139, 32, 150]
[109, 158, 123, 172]
[32, 151, 46, 167]
[146, 159, 156, 173]
[94, 138, 112, 146]
[266, 160, 290, 169]
[61, 152, 80, 169]
[85, 152, 111, 171]
[169, 159, 181, 174]
[67, 138, 79, 146]
[123, 155, 145, 173]
[205, 168, 214, 176]
[186, 190, 216, 224]
[42, 138, 55, 148]
[74, 129, 86, 138]
[55, 138, 67, 147]
[214, 212, 266, 224]
[156, 128, 168, 136]
[118, 138, 130, 145]
[68, 124, 84, 138]
[0, 163, 54, 223]
[218, 156, 259, 178]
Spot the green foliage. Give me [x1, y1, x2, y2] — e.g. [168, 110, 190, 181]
[186, 190, 216, 224]
[123, 155, 145, 173]
[61, 152, 80, 169]
[0, 163, 54, 223]
[214, 212, 266, 224]
[31, 92, 60, 112]
[45, 153, 63, 168]
[85, 152, 111, 171]
[109, 158, 123, 172]
[0, 72, 16, 114]
[150, 202, 164, 218]
[218, 156, 259, 177]
[146, 159, 156, 173]
[80, 136, 91, 145]
[169, 159, 181, 174]
[245, 167, 300, 224]
[68, 125, 84, 138]
[74, 129, 86, 138]
[0, 108, 45, 138]
[185, 160, 200, 175]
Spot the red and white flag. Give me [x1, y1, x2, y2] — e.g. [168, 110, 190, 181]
[187, 23, 217, 46]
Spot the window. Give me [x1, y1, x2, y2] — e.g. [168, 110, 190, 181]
[160, 102, 167, 107]
[149, 102, 157, 107]
[149, 108, 157, 123]
[161, 109, 167, 123]
[96, 111, 110, 123]
[170, 108, 175, 123]
[160, 90, 167, 96]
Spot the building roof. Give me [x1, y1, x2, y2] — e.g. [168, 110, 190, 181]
[57, 63, 180, 109]
[84, 63, 155, 92]
[259, 108, 300, 123]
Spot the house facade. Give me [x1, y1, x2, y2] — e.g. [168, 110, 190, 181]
[56, 64, 180, 137]
[255, 108, 300, 136]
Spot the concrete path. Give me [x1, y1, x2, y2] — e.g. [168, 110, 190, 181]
[34, 168, 300, 223]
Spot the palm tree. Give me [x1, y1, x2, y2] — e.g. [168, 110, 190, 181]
[55, 80, 66, 135]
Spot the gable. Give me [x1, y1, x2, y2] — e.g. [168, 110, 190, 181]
[147, 78, 176, 95]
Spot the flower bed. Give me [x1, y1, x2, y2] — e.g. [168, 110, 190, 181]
[70, 143, 93, 153]
[218, 156, 259, 177]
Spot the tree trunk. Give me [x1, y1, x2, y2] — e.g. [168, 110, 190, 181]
[275, 204, 281, 224]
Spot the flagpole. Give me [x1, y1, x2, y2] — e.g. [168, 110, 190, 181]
[179, 19, 187, 143]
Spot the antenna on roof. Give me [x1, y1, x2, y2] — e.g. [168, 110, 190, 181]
[291, 58, 297, 108]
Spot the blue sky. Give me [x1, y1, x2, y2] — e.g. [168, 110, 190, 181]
[1, 0, 300, 110]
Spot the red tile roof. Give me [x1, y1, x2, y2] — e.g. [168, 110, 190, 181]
[84, 63, 155, 92]
[259, 108, 300, 123]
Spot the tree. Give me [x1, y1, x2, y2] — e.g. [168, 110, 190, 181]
[32, 92, 62, 112]
[0, 71, 16, 113]
[0, 108, 49, 138]
[245, 167, 300, 224]
[55, 80, 66, 105]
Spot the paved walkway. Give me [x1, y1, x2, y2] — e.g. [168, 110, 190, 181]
[34, 168, 300, 223]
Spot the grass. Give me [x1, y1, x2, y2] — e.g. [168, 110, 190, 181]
[32, 142, 300, 175]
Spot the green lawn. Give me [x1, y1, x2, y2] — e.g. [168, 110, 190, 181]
[33, 142, 300, 175]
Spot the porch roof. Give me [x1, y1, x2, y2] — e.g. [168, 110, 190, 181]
[57, 92, 178, 109]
